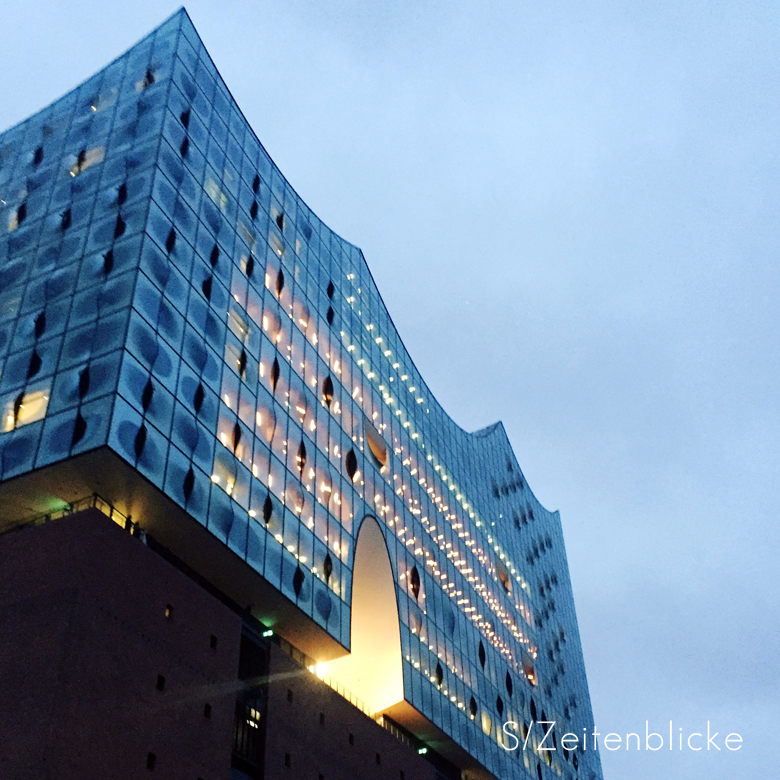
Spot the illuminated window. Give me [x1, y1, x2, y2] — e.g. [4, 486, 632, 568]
[8, 202, 26, 232]
[205, 176, 229, 212]
[69, 146, 105, 177]
[2, 387, 50, 432]
[270, 232, 284, 257]
[238, 220, 257, 250]
[89, 86, 117, 113]
[289, 386, 309, 425]
[480, 710, 492, 736]
[228, 307, 251, 343]
[255, 402, 276, 443]
[364, 416, 388, 469]
[497, 560, 512, 595]
[135, 68, 155, 91]
[262, 307, 282, 343]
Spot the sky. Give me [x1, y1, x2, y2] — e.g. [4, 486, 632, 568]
[2, 2, 778, 777]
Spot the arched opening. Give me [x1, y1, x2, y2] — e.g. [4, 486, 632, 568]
[326, 516, 403, 713]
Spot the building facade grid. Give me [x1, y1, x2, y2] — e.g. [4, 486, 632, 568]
[0, 10, 603, 780]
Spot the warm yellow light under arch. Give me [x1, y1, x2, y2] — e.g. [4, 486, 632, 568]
[326, 515, 404, 713]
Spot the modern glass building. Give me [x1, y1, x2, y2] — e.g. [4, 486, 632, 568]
[0, 9, 603, 780]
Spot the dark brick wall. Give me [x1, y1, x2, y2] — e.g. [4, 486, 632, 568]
[262, 644, 437, 780]
[0, 509, 242, 780]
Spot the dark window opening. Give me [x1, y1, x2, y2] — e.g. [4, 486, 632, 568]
[32, 146, 43, 166]
[275, 211, 284, 231]
[114, 214, 126, 239]
[232, 422, 242, 451]
[180, 137, 189, 157]
[156, 675, 166, 691]
[165, 228, 176, 253]
[435, 662, 443, 687]
[142, 378, 154, 411]
[410, 566, 421, 600]
[326, 306, 334, 325]
[193, 383, 205, 413]
[180, 109, 191, 128]
[296, 440, 306, 473]
[141, 69, 155, 90]
[286, 689, 293, 703]
[210, 634, 218, 649]
[323, 553, 333, 583]
[319, 712, 325, 725]
[210, 244, 219, 267]
[345, 448, 358, 481]
[103, 249, 114, 275]
[263, 493, 273, 524]
[478, 641, 486, 669]
[469, 697, 477, 719]
[250, 201, 258, 219]
[16, 202, 27, 226]
[71, 413, 87, 447]
[117, 182, 128, 205]
[164, 604, 173, 619]
[27, 350, 42, 380]
[204, 703, 212, 718]
[61, 208, 71, 230]
[78, 366, 90, 398]
[245, 255, 255, 277]
[376, 753, 381, 765]
[34, 311, 46, 339]
[134, 424, 148, 459]
[146, 752, 156, 770]
[271, 358, 280, 391]
[322, 376, 334, 408]
[202, 276, 213, 301]
[506, 671, 513, 697]
[252, 174, 260, 193]
[284, 753, 290, 768]
[292, 565, 305, 598]
[183, 467, 195, 500]
[326, 280, 334, 298]
[496, 696, 504, 717]
[348, 733, 354, 746]
[275, 269, 284, 296]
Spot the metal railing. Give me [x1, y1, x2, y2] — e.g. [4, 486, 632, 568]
[1, 494, 128, 537]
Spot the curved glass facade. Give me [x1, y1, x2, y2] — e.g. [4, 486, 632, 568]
[0, 10, 603, 780]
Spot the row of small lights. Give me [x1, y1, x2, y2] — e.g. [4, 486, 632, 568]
[341, 272, 538, 657]
[222, 226, 540, 684]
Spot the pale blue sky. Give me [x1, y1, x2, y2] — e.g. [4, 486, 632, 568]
[2, 2, 778, 778]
